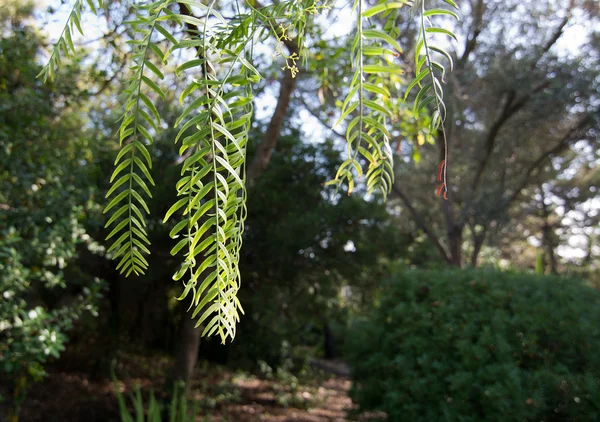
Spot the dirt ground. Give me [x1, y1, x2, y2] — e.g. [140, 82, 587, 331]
[15, 354, 383, 422]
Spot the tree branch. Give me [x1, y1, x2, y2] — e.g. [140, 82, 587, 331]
[296, 94, 345, 138]
[391, 185, 451, 263]
[462, 1, 573, 200]
[466, 79, 551, 207]
[246, 0, 299, 183]
[459, 0, 484, 66]
[246, 68, 297, 182]
[530, 2, 573, 70]
[178, 2, 215, 74]
[507, 113, 595, 205]
[469, 224, 487, 267]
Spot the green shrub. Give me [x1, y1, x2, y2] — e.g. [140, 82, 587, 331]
[346, 269, 600, 421]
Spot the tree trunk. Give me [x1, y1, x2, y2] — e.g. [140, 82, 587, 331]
[540, 192, 558, 274]
[448, 224, 464, 266]
[246, 70, 297, 183]
[470, 230, 487, 268]
[471, 241, 482, 267]
[170, 314, 202, 394]
[542, 223, 558, 274]
[81, 246, 122, 380]
[323, 321, 336, 359]
[582, 234, 595, 267]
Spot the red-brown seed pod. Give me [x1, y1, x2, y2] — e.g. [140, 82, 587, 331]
[437, 160, 445, 182]
[436, 183, 445, 196]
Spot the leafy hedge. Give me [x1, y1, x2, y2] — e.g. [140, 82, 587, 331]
[346, 269, 600, 421]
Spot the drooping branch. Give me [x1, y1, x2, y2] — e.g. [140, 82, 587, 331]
[176, 1, 299, 184]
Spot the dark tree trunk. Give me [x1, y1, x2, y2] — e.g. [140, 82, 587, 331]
[80, 246, 122, 380]
[540, 191, 558, 274]
[542, 224, 558, 274]
[448, 225, 464, 267]
[170, 314, 202, 394]
[323, 321, 336, 359]
[470, 230, 487, 268]
[246, 69, 297, 183]
[471, 241, 482, 267]
[582, 234, 594, 267]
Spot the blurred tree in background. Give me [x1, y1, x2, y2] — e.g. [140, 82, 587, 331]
[0, 3, 104, 419]
[300, 0, 599, 269]
[387, 0, 599, 268]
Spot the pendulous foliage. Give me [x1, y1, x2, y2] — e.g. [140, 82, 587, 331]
[39, 0, 457, 342]
[406, 0, 458, 199]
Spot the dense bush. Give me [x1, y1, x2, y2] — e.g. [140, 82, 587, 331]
[0, 8, 104, 420]
[346, 269, 600, 421]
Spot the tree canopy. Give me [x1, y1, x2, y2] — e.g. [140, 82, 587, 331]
[37, 0, 460, 343]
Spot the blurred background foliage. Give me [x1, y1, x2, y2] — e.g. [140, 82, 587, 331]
[346, 269, 600, 421]
[0, 0, 599, 421]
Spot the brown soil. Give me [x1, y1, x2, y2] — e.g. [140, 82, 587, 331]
[14, 354, 382, 422]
